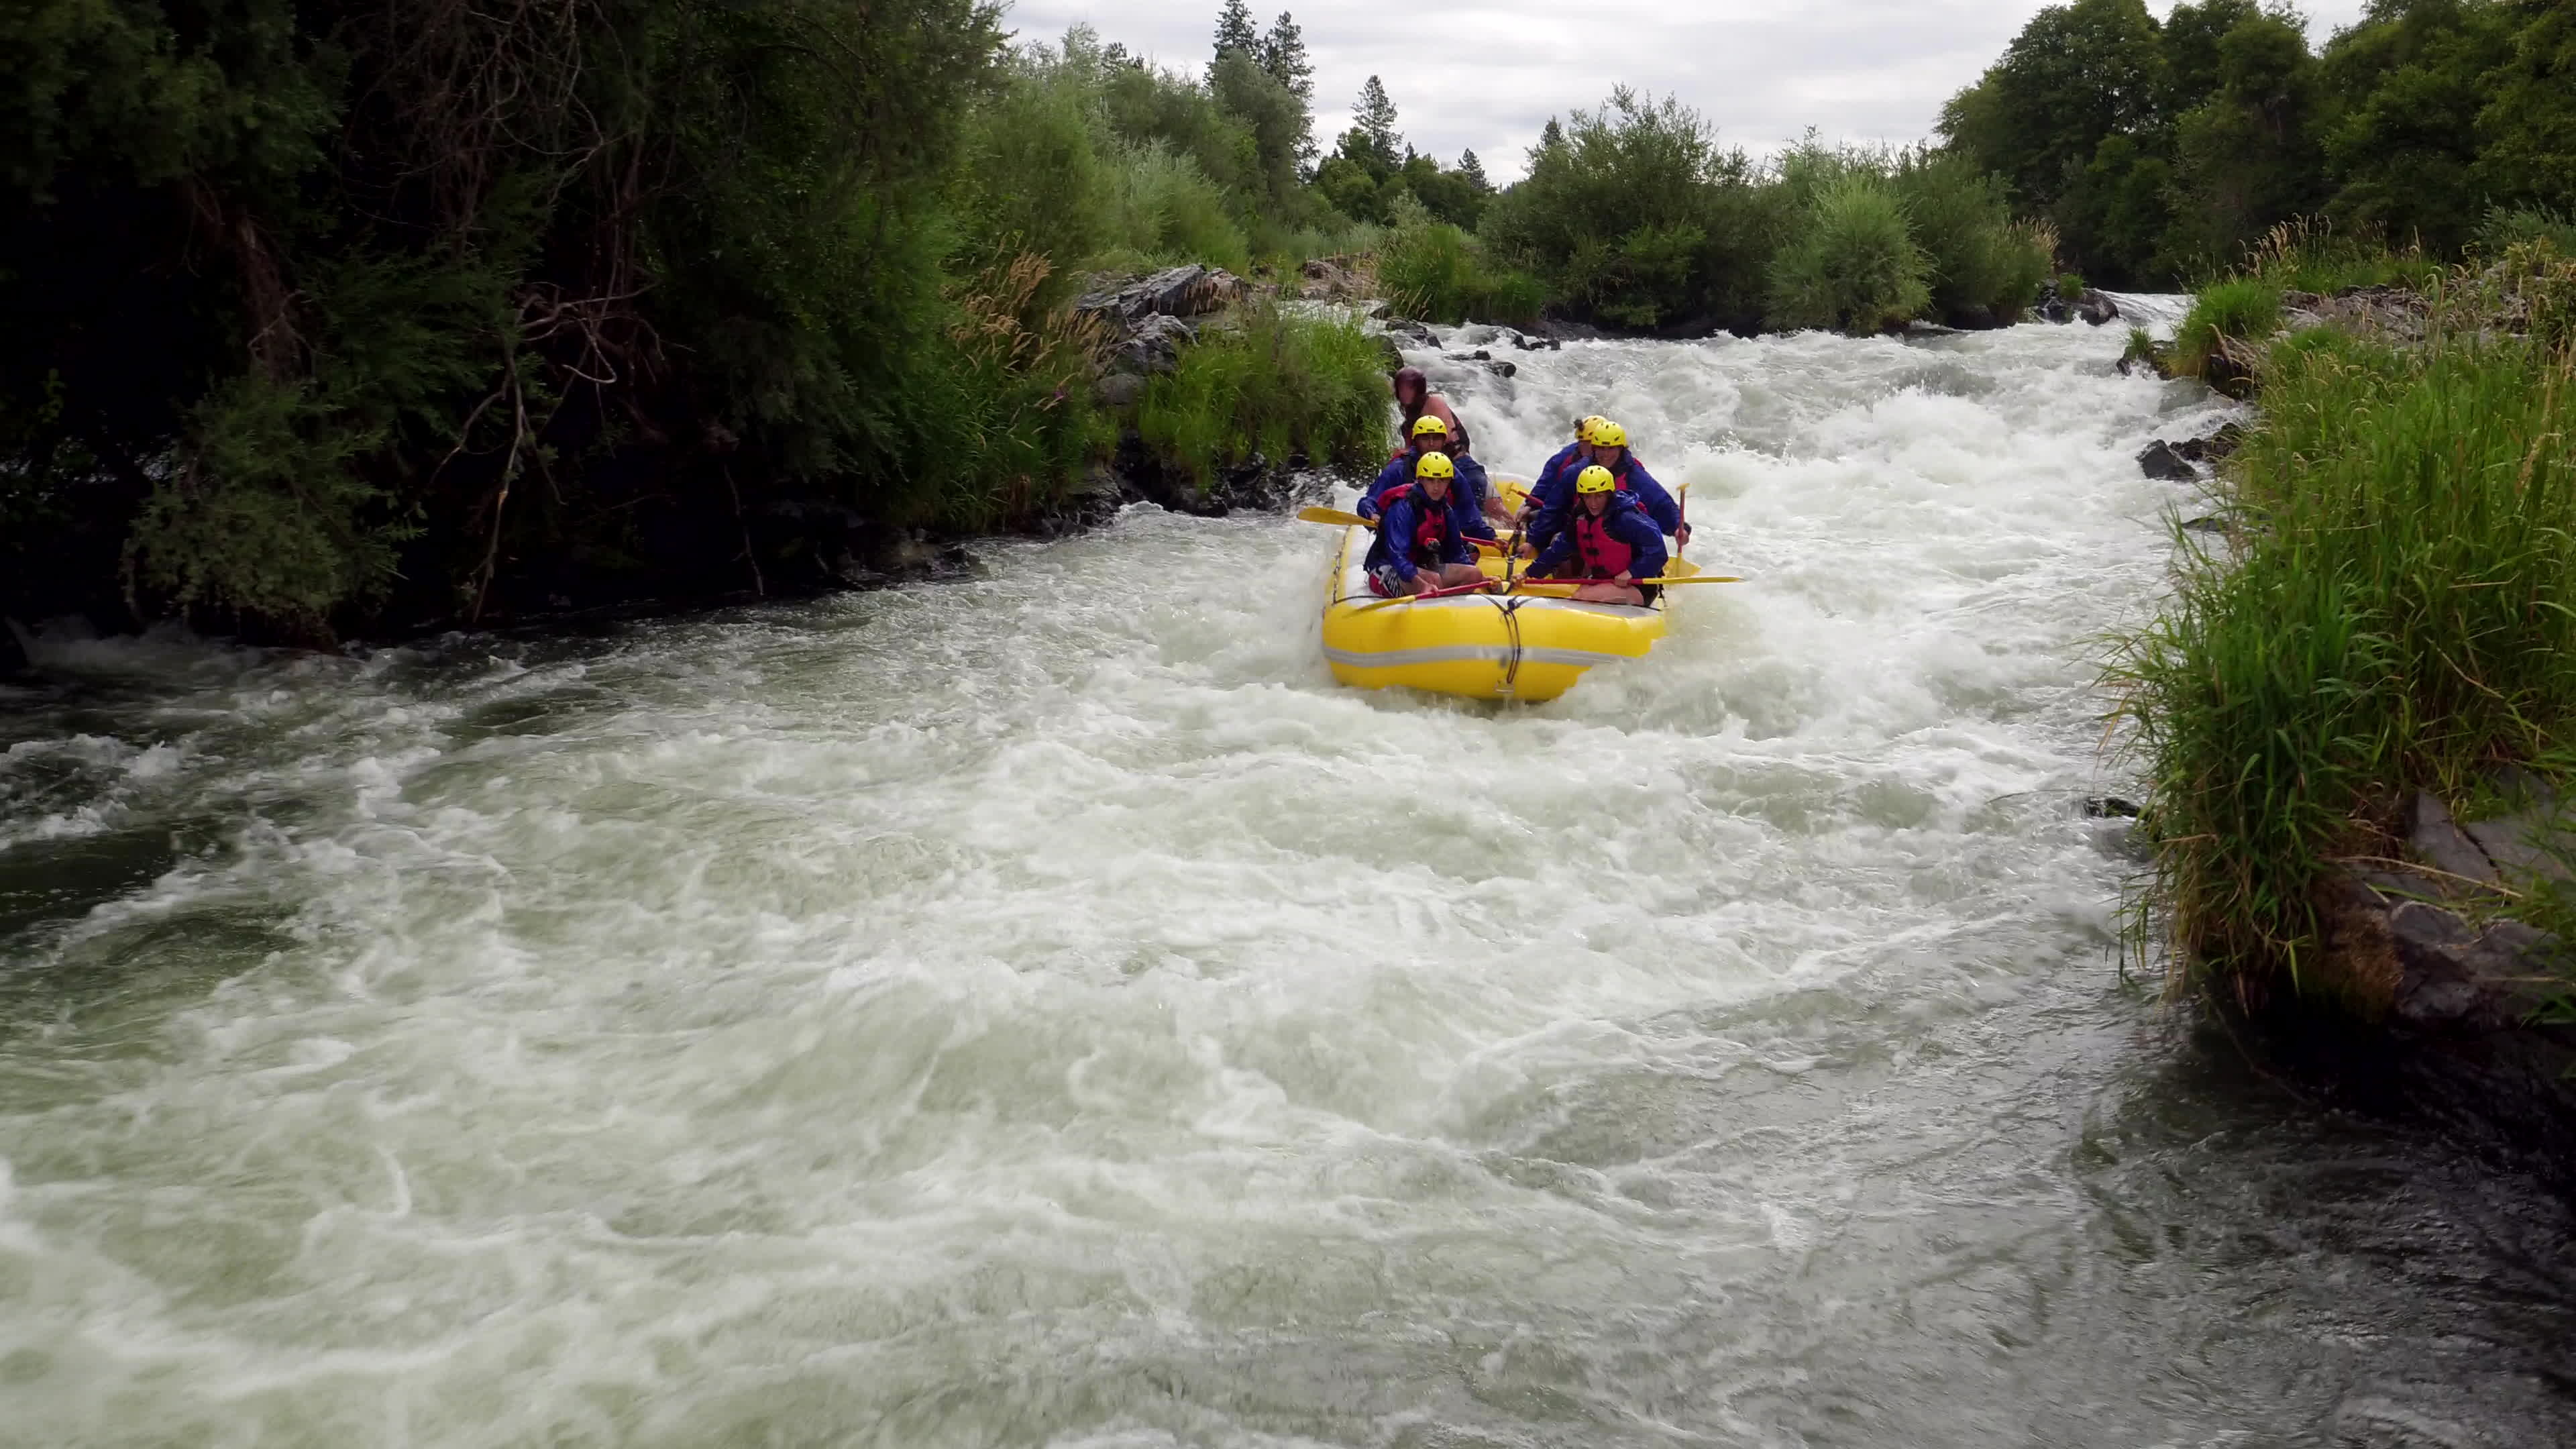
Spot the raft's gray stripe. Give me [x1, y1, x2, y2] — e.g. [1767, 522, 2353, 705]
[1324, 644, 1628, 669]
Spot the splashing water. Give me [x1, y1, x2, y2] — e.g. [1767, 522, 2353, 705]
[3, 315, 2571, 1448]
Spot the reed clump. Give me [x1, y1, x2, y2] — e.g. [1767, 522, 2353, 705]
[1134, 305, 1390, 490]
[2111, 252, 2576, 1009]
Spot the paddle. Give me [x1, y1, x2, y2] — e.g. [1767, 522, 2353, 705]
[1299, 505, 1515, 558]
[1510, 574, 1742, 591]
[1351, 579, 1499, 612]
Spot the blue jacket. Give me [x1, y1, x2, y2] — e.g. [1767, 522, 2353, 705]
[1533, 442, 1586, 501]
[1533, 494, 1668, 583]
[1358, 451, 1497, 539]
[1366, 486, 1477, 582]
[1529, 452, 1680, 551]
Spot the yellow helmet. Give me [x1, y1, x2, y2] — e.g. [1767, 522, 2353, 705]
[1410, 415, 1451, 440]
[1413, 451, 1458, 481]
[1576, 415, 1609, 443]
[1590, 420, 1628, 449]
[1575, 465, 1617, 495]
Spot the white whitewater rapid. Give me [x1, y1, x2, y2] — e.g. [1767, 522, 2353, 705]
[4, 313, 2572, 1448]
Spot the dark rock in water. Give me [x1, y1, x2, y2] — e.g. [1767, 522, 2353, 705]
[1372, 333, 1406, 370]
[2137, 439, 2198, 480]
[2180, 515, 2229, 533]
[1507, 329, 1562, 352]
[1385, 318, 1439, 347]
[2084, 797, 2142, 819]
[1106, 436, 1337, 519]
[2170, 423, 2245, 464]
[2076, 289, 2121, 327]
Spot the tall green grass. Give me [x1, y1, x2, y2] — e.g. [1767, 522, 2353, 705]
[1135, 305, 1390, 490]
[2241, 218, 2443, 295]
[2110, 304, 2576, 1008]
[2171, 278, 2285, 379]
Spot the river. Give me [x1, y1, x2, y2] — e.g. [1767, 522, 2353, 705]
[3, 313, 2572, 1447]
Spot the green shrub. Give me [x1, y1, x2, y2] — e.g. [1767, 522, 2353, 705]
[1136, 306, 1388, 489]
[1095, 141, 1250, 273]
[2479, 205, 2576, 260]
[1764, 174, 1932, 335]
[2171, 278, 2284, 376]
[1893, 149, 2051, 323]
[2110, 325, 2576, 1007]
[2055, 272, 2088, 301]
[1481, 89, 1779, 330]
[126, 375, 405, 627]
[1378, 199, 1544, 326]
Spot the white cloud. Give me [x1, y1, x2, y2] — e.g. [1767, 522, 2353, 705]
[999, 1, 2376, 180]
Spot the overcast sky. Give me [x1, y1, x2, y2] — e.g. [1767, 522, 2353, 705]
[1000, 1, 2376, 180]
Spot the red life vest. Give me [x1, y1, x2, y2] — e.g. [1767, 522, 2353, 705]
[1379, 483, 1452, 564]
[1572, 508, 1635, 579]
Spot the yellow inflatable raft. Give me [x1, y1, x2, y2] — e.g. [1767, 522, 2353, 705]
[1319, 479, 1672, 703]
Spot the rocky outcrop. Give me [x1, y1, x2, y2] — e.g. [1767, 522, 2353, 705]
[2292, 783, 2576, 1173]
[1446, 349, 1518, 378]
[1075, 265, 1253, 378]
[2284, 285, 2434, 346]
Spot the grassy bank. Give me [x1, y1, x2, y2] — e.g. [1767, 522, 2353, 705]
[1134, 307, 1392, 488]
[2111, 244, 2576, 1008]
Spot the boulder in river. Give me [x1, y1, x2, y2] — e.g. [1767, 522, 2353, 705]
[2137, 439, 2198, 481]
[2170, 423, 2245, 465]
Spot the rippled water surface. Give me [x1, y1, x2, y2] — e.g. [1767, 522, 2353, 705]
[5, 313, 2573, 1447]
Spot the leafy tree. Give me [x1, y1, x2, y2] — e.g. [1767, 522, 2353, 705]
[2478, 0, 2576, 211]
[1938, 0, 2167, 213]
[2164, 9, 2326, 272]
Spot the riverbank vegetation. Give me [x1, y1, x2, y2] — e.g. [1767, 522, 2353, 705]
[2112, 243, 2576, 1008]
[1942, 0, 2576, 288]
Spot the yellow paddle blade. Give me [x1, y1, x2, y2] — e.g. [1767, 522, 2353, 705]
[1297, 506, 1371, 528]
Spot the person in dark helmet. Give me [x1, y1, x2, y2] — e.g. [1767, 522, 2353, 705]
[1528, 465, 1668, 606]
[1390, 366, 1468, 457]
[1365, 451, 1487, 598]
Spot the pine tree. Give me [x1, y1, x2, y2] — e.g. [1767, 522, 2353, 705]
[1356, 76, 1402, 170]
[1460, 149, 1490, 193]
[1214, 0, 1258, 62]
[1258, 12, 1314, 101]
